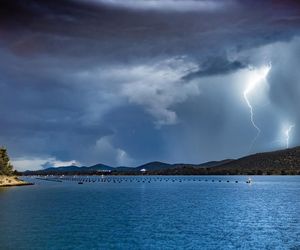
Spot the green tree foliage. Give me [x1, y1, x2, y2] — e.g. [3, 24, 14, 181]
[0, 147, 14, 176]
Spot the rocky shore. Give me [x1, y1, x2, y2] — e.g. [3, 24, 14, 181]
[0, 176, 33, 187]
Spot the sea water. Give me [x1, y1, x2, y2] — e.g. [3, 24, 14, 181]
[0, 176, 299, 250]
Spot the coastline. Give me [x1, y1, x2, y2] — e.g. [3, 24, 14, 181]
[0, 175, 33, 187]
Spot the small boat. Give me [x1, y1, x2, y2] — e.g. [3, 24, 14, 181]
[246, 177, 252, 184]
[78, 182, 83, 185]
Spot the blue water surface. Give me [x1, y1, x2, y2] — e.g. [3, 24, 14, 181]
[0, 176, 299, 250]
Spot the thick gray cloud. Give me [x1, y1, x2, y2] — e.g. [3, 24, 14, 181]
[0, 0, 300, 170]
[76, 0, 232, 12]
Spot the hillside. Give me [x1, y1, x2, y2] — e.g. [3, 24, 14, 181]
[24, 164, 113, 175]
[87, 164, 114, 171]
[136, 161, 173, 170]
[212, 146, 300, 174]
[149, 147, 300, 175]
[135, 159, 233, 171]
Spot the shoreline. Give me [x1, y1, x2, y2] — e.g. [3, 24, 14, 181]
[0, 175, 34, 187]
[21, 172, 300, 177]
[23, 174, 300, 177]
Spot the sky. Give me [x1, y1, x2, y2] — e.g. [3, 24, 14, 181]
[1, 0, 300, 171]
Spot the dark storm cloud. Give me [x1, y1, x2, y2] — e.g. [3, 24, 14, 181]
[1, 0, 300, 62]
[0, 0, 300, 169]
[183, 58, 245, 80]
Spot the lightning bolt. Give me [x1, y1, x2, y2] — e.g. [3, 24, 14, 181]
[285, 124, 295, 149]
[243, 91, 260, 150]
[243, 64, 271, 151]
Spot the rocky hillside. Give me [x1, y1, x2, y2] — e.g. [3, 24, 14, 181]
[150, 147, 300, 175]
[213, 146, 300, 174]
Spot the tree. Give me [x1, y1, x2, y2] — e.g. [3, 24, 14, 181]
[0, 147, 14, 176]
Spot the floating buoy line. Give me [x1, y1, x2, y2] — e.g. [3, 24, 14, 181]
[34, 176, 253, 185]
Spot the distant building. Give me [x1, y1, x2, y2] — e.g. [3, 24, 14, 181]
[96, 170, 111, 173]
[140, 168, 146, 173]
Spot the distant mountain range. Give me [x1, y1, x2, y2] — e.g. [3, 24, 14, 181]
[23, 159, 233, 175]
[23, 146, 300, 175]
[41, 163, 113, 172]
